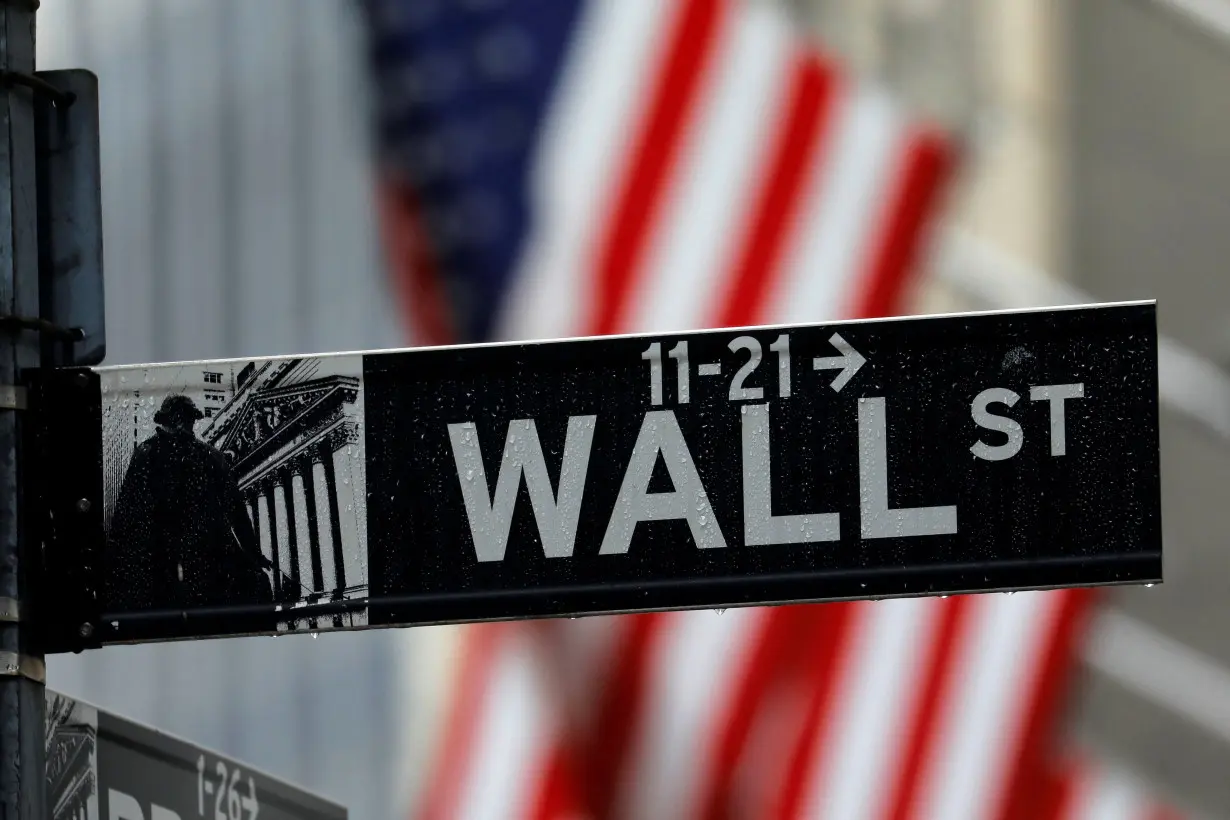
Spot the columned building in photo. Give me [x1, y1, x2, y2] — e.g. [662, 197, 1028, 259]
[45, 695, 96, 820]
[203, 358, 368, 630]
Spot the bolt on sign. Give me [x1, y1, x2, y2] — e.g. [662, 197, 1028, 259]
[45, 689, 346, 820]
[25, 303, 1161, 652]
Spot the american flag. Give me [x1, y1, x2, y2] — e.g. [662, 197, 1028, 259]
[360, 0, 1188, 817]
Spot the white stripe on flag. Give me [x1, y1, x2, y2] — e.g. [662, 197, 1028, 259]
[615, 608, 765, 820]
[766, 83, 902, 324]
[628, 0, 794, 333]
[915, 591, 1063, 820]
[800, 598, 941, 820]
[453, 631, 555, 820]
[496, 0, 669, 341]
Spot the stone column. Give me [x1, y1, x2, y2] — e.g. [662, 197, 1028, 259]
[319, 440, 346, 597]
[299, 454, 325, 594]
[245, 489, 261, 559]
[281, 465, 302, 599]
[263, 480, 282, 601]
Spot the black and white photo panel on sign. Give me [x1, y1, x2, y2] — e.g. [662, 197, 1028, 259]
[100, 356, 369, 635]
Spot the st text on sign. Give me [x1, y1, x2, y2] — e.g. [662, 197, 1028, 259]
[28, 302, 1161, 651]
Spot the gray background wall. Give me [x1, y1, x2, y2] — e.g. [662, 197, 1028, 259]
[1066, 1, 1230, 816]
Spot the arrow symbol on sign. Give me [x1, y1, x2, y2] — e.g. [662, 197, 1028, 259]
[812, 333, 866, 392]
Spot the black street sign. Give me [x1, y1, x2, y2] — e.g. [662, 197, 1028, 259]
[45, 689, 346, 820]
[27, 302, 1161, 652]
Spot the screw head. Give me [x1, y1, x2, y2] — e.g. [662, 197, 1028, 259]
[75, 498, 90, 514]
[78, 622, 93, 638]
[74, 372, 90, 389]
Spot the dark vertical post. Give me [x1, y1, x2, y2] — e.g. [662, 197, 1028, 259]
[263, 481, 281, 601]
[299, 456, 324, 594]
[319, 442, 346, 596]
[0, 3, 48, 818]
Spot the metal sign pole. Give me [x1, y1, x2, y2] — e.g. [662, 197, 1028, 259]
[0, 2, 47, 818]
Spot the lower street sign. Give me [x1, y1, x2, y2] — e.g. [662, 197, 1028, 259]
[45, 689, 346, 820]
[27, 302, 1161, 652]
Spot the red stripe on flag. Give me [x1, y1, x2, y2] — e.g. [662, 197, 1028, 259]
[376, 181, 455, 346]
[590, 0, 727, 336]
[416, 624, 502, 820]
[771, 603, 860, 819]
[883, 595, 972, 820]
[695, 607, 808, 820]
[995, 590, 1099, 820]
[1039, 758, 1086, 820]
[530, 743, 584, 820]
[852, 127, 955, 320]
[586, 614, 667, 820]
[716, 53, 838, 328]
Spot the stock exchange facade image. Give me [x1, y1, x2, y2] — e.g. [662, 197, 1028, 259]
[45, 692, 98, 820]
[101, 355, 370, 634]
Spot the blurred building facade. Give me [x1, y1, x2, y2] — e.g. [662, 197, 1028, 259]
[808, 1, 1230, 817]
[1064, 1, 1230, 816]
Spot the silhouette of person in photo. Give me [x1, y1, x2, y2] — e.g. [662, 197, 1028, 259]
[105, 394, 274, 615]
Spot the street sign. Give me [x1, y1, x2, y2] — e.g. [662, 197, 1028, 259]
[28, 302, 1161, 652]
[45, 689, 346, 820]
